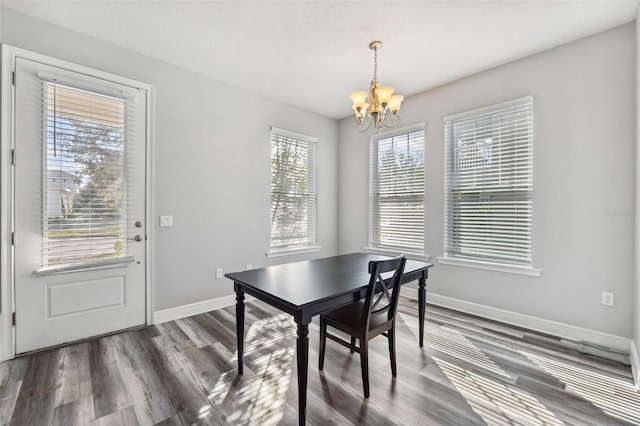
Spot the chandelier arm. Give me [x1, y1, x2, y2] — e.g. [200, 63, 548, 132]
[382, 112, 401, 129]
[353, 113, 367, 126]
[356, 114, 373, 133]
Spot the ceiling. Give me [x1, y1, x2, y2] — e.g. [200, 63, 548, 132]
[2, 1, 638, 120]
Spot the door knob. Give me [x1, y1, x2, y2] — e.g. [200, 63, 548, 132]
[129, 235, 143, 242]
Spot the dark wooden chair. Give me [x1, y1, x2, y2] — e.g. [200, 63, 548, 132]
[318, 255, 407, 398]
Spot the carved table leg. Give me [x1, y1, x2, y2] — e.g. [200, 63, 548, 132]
[235, 286, 245, 374]
[418, 272, 426, 348]
[296, 318, 310, 425]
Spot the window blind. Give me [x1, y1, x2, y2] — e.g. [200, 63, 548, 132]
[270, 128, 317, 250]
[42, 80, 135, 267]
[370, 128, 425, 254]
[444, 97, 533, 265]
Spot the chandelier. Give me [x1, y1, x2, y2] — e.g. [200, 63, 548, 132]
[349, 41, 404, 133]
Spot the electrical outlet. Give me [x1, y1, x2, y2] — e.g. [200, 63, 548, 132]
[602, 291, 614, 306]
[159, 215, 173, 227]
[216, 268, 223, 279]
[246, 264, 253, 270]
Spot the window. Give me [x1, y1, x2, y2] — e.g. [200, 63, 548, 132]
[443, 97, 533, 267]
[43, 81, 132, 267]
[369, 126, 425, 256]
[269, 127, 318, 254]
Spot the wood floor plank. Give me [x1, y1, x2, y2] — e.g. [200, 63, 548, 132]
[146, 334, 226, 424]
[52, 394, 95, 426]
[54, 342, 93, 407]
[0, 356, 28, 387]
[9, 390, 56, 425]
[175, 344, 224, 394]
[154, 321, 196, 352]
[0, 381, 22, 425]
[91, 405, 139, 426]
[194, 311, 237, 352]
[88, 335, 133, 420]
[175, 317, 215, 349]
[112, 331, 176, 424]
[9, 349, 61, 425]
[14, 348, 61, 399]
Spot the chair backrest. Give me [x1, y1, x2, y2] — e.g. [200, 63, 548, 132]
[360, 255, 407, 329]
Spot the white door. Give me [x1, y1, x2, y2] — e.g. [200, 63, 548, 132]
[13, 57, 147, 354]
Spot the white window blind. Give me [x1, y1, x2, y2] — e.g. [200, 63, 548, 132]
[270, 127, 318, 250]
[444, 97, 533, 266]
[370, 128, 425, 254]
[42, 80, 134, 267]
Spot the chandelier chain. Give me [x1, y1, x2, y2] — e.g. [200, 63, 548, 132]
[373, 47, 378, 81]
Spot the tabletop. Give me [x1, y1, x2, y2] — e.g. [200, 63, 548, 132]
[225, 252, 433, 310]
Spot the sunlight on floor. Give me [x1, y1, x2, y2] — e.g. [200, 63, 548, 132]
[399, 313, 511, 379]
[435, 357, 565, 426]
[204, 313, 295, 425]
[399, 314, 563, 425]
[233, 313, 296, 362]
[522, 350, 640, 424]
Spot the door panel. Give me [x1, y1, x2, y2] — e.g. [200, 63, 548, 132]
[14, 58, 147, 354]
[46, 276, 125, 319]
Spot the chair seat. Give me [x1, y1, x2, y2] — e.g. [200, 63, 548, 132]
[322, 301, 392, 337]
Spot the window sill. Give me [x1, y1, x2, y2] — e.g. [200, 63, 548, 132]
[364, 247, 429, 262]
[266, 245, 322, 258]
[436, 256, 541, 277]
[36, 256, 136, 276]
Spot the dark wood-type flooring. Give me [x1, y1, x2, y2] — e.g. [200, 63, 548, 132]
[1, 295, 639, 425]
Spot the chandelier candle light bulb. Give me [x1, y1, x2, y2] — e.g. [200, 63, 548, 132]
[350, 41, 403, 132]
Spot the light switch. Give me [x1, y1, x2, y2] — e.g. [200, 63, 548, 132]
[159, 215, 173, 227]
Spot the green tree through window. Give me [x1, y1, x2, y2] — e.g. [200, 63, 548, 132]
[44, 82, 127, 266]
[270, 128, 317, 251]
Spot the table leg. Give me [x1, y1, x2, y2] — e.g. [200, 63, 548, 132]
[418, 272, 426, 348]
[296, 318, 310, 426]
[235, 287, 245, 374]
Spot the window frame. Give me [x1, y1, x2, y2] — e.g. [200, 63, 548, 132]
[438, 96, 540, 276]
[365, 123, 427, 261]
[40, 80, 132, 270]
[267, 126, 320, 257]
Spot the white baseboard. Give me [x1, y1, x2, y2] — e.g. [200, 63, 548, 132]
[630, 340, 640, 389]
[401, 288, 631, 354]
[153, 294, 254, 324]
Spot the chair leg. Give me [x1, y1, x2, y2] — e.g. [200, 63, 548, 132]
[388, 326, 397, 377]
[350, 336, 356, 353]
[360, 338, 370, 398]
[319, 317, 327, 370]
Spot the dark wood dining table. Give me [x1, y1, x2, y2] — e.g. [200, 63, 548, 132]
[226, 252, 433, 425]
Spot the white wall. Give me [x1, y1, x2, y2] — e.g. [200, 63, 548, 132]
[0, 8, 339, 311]
[339, 23, 636, 338]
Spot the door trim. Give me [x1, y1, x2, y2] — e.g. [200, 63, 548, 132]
[0, 44, 155, 361]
